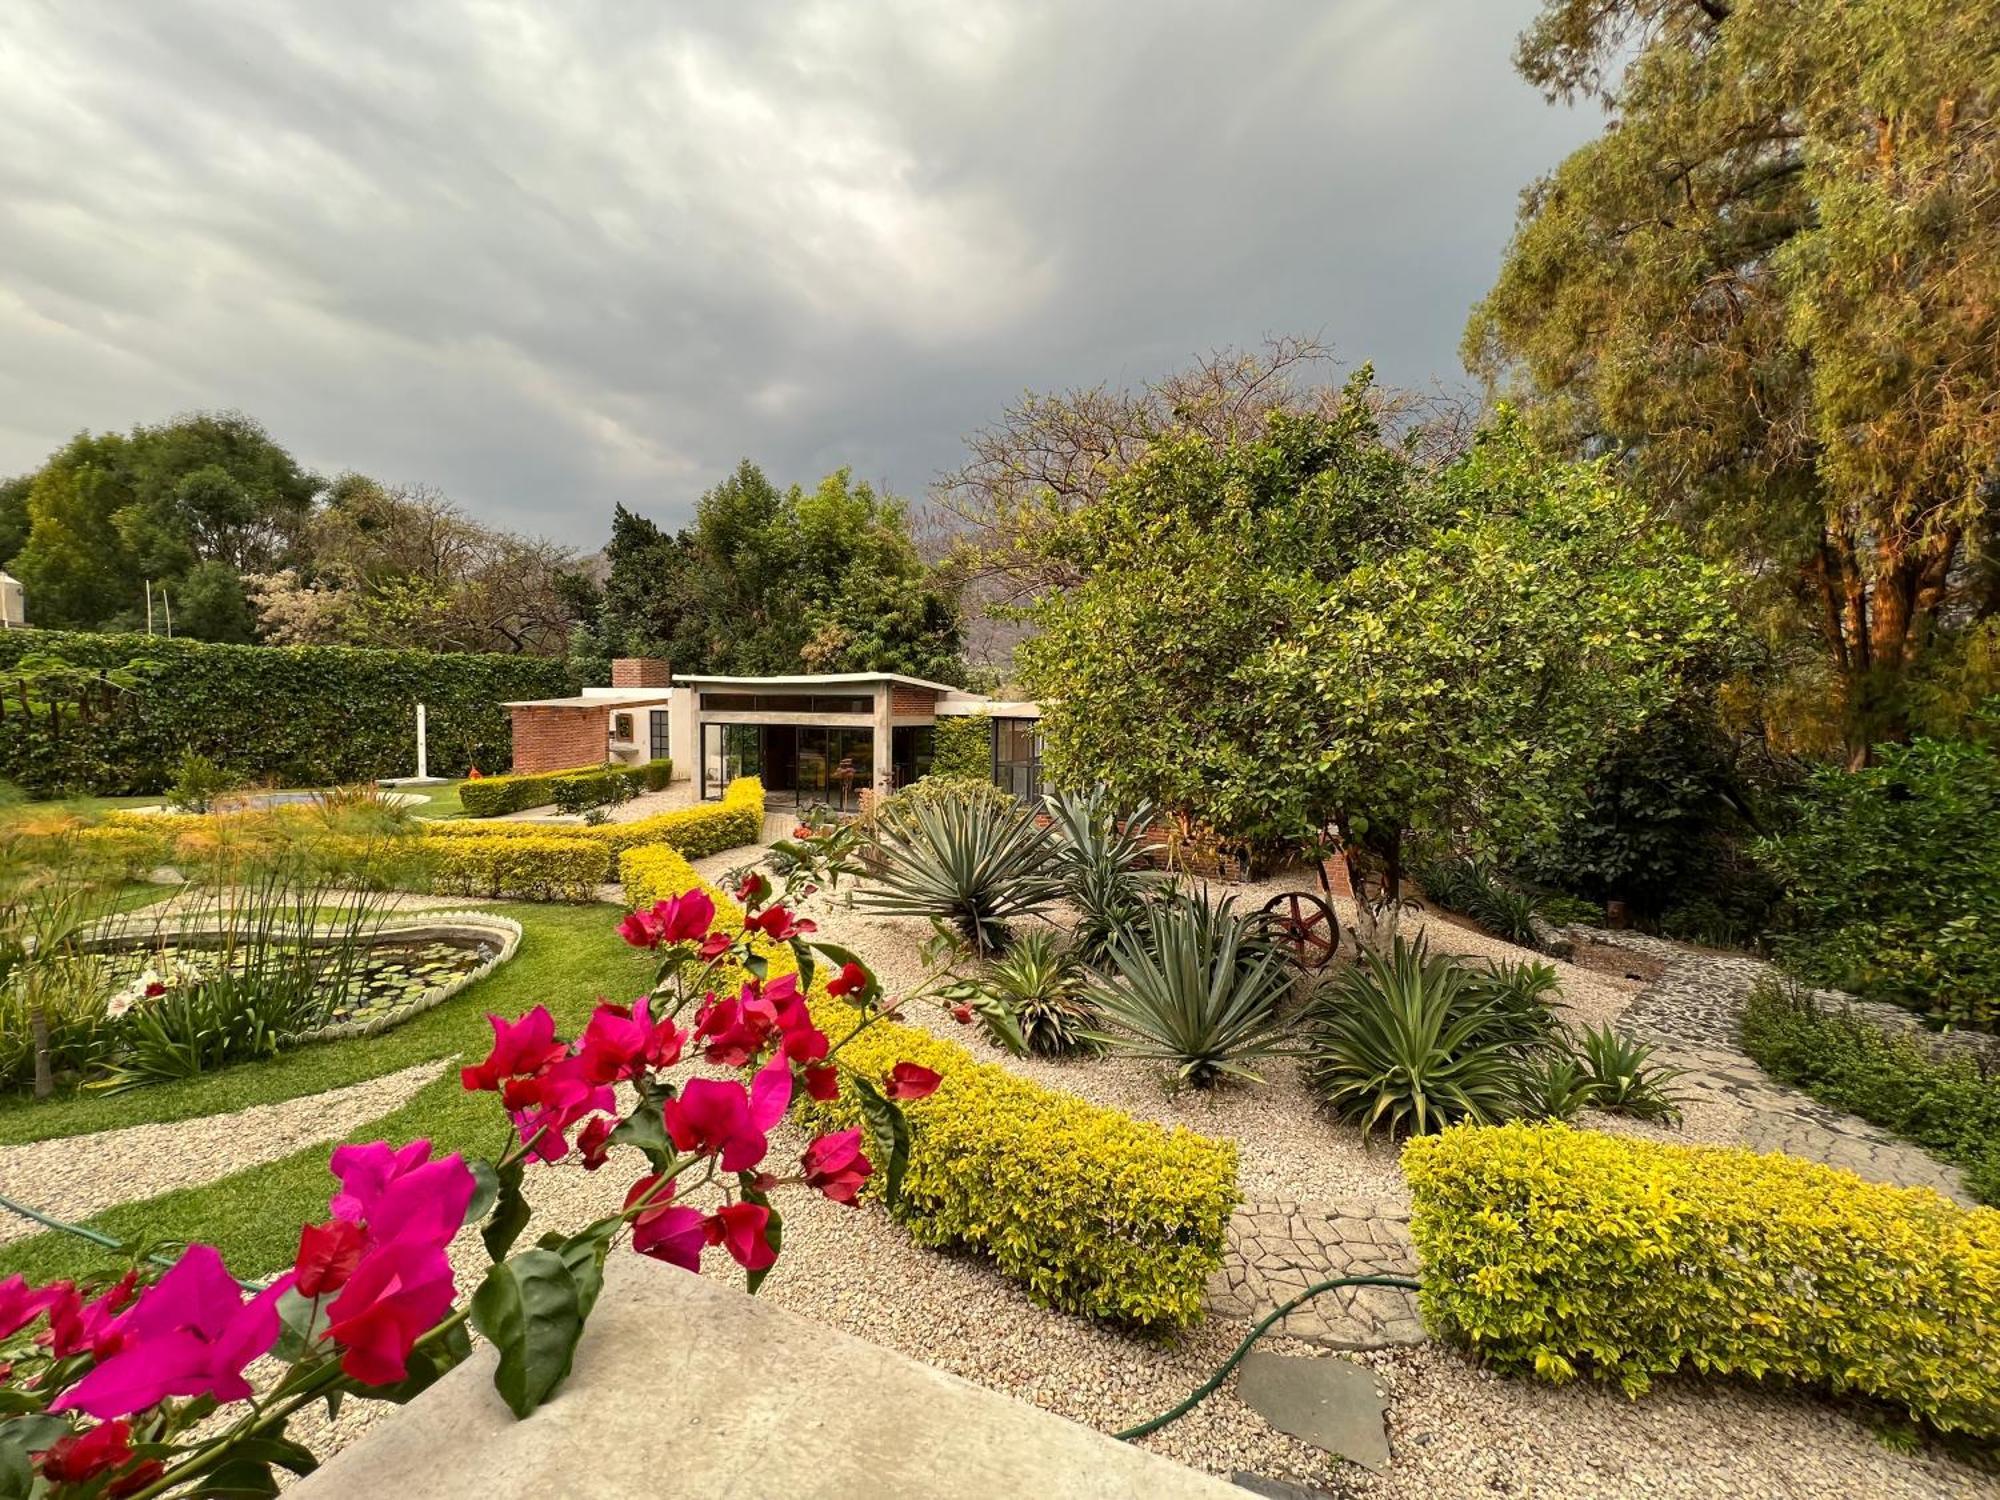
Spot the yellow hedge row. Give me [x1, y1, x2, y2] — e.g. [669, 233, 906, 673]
[624, 839, 1240, 1329]
[1405, 1122, 2000, 1436]
[426, 776, 765, 877]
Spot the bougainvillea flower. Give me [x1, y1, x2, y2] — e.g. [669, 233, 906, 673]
[800, 1130, 873, 1205]
[802, 1064, 840, 1102]
[330, 1142, 475, 1247]
[42, 1271, 139, 1361]
[825, 961, 869, 998]
[747, 906, 815, 942]
[321, 1237, 455, 1386]
[327, 1139, 432, 1222]
[663, 1077, 771, 1172]
[734, 871, 771, 908]
[698, 930, 734, 960]
[37, 1419, 135, 1485]
[951, 1003, 974, 1025]
[624, 1175, 706, 1272]
[576, 1113, 616, 1172]
[578, 999, 651, 1083]
[459, 1007, 567, 1092]
[52, 1247, 291, 1418]
[294, 1219, 368, 1298]
[693, 989, 780, 1067]
[706, 1201, 777, 1272]
[0, 1274, 68, 1341]
[884, 1062, 943, 1100]
[618, 891, 717, 950]
[506, 1059, 617, 1163]
[774, 996, 828, 1063]
[749, 1049, 793, 1133]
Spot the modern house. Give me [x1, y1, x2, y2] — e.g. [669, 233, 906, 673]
[0, 571, 24, 629]
[503, 658, 1042, 811]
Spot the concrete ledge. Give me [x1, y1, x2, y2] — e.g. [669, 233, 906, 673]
[296, 1255, 1242, 1499]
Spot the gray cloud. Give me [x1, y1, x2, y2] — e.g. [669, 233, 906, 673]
[0, 0, 1593, 546]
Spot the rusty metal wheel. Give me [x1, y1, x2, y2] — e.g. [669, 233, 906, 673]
[1257, 889, 1341, 970]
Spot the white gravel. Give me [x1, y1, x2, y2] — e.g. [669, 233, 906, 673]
[0, 1061, 446, 1245]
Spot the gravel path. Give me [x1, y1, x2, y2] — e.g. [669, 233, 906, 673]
[0, 1061, 447, 1245]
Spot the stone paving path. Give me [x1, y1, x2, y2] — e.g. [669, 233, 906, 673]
[1209, 1198, 1423, 1350]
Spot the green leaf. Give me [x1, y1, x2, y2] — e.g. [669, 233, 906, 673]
[469, 1250, 586, 1419]
[539, 1221, 616, 1323]
[608, 1105, 670, 1168]
[463, 1157, 502, 1228]
[270, 1284, 324, 1363]
[482, 1159, 530, 1262]
[200, 1457, 281, 1498]
[743, 949, 769, 982]
[791, 939, 816, 997]
[0, 1437, 27, 1500]
[851, 1076, 911, 1208]
[228, 1437, 319, 1477]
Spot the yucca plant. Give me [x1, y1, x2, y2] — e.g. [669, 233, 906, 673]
[1084, 893, 1295, 1087]
[1043, 786, 1159, 961]
[1514, 1050, 1606, 1121]
[1571, 1023, 1687, 1123]
[949, 929, 1102, 1057]
[1300, 936, 1525, 1136]
[858, 793, 1061, 953]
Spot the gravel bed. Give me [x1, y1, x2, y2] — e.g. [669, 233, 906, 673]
[0, 1061, 447, 1244]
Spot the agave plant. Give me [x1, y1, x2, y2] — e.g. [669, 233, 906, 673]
[949, 929, 1102, 1057]
[1467, 957, 1564, 1048]
[1083, 893, 1295, 1087]
[1043, 786, 1159, 961]
[1571, 1023, 1687, 1123]
[857, 792, 1061, 953]
[1300, 936, 1525, 1136]
[1514, 1050, 1605, 1121]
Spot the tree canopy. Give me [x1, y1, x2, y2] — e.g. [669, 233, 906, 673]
[1017, 377, 1735, 907]
[1467, 0, 2000, 759]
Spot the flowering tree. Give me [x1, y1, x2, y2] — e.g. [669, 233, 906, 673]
[0, 840, 939, 1497]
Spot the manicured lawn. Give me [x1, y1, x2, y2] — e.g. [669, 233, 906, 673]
[0, 778, 475, 823]
[0, 901, 655, 1281]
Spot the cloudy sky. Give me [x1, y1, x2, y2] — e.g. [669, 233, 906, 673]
[0, 1, 1593, 548]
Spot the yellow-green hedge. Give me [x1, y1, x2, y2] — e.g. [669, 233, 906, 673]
[460, 764, 599, 817]
[427, 776, 765, 877]
[623, 840, 1239, 1329]
[1405, 1122, 2000, 1436]
[415, 833, 606, 902]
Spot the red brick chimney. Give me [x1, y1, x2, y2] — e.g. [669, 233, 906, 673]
[610, 657, 672, 688]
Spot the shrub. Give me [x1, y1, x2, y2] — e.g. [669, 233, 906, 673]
[165, 751, 242, 813]
[930, 713, 992, 781]
[418, 833, 606, 902]
[1466, 958, 1564, 1049]
[1741, 979, 2000, 1206]
[1408, 848, 1544, 947]
[624, 835, 1242, 1329]
[1568, 1022, 1685, 1123]
[859, 791, 1061, 953]
[951, 929, 1101, 1057]
[1755, 736, 2000, 1029]
[428, 777, 765, 877]
[1406, 1122, 2000, 1437]
[548, 765, 647, 814]
[1301, 937, 1526, 1134]
[641, 757, 674, 792]
[459, 766, 582, 818]
[1085, 893, 1294, 1087]
[1043, 785, 1159, 961]
[0, 629, 571, 795]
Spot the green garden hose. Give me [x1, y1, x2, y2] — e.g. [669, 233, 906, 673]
[1114, 1273, 1422, 1442]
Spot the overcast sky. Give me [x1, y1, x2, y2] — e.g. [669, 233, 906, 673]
[0, 1, 1593, 549]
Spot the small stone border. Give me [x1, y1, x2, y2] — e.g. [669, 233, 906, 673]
[70, 910, 523, 1046]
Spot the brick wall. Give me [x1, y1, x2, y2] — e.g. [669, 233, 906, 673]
[611, 657, 672, 688]
[509, 706, 609, 773]
[890, 684, 938, 719]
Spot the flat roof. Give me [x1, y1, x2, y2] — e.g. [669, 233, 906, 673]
[679, 671, 964, 695]
[502, 690, 675, 709]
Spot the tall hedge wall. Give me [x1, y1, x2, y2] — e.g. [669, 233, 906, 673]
[0, 631, 573, 794]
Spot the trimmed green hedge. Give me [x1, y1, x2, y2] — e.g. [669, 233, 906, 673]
[1741, 982, 2000, 1205]
[622, 840, 1240, 1330]
[0, 631, 572, 795]
[1407, 1122, 2000, 1436]
[550, 763, 664, 813]
[433, 776, 765, 878]
[459, 764, 595, 818]
[931, 713, 992, 781]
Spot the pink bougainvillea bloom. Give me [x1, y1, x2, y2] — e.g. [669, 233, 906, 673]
[329, 1141, 474, 1246]
[707, 1201, 777, 1272]
[693, 989, 779, 1068]
[327, 1139, 432, 1222]
[624, 1175, 706, 1272]
[800, 1130, 873, 1205]
[42, 1271, 139, 1361]
[459, 1007, 567, 1092]
[502, 1057, 615, 1163]
[734, 871, 770, 908]
[0, 1274, 68, 1341]
[885, 1062, 943, 1100]
[294, 1219, 367, 1299]
[749, 1049, 793, 1132]
[576, 1113, 615, 1172]
[697, 930, 734, 960]
[321, 1238, 455, 1386]
[578, 999, 651, 1084]
[37, 1418, 135, 1485]
[802, 1064, 840, 1102]
[616, 910, 658, 949]
[52, 1247, 291, 1418]
[618, 892, 717, 950]
[663, 1077, 772, 1172]
[825, 961, 869, 998]
[747, 906, 815, 942]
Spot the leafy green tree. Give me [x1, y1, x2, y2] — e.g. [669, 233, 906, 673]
[1020, 386, 1734, 941]
[10, 432, 140, 627]
[172, 559, 258, 644]
[1467, 0, 2000, 760]
[0, 473, 29, 569]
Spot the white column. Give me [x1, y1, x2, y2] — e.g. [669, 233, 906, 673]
[415, 703, 430, 780]
[872, 684, 894, 795]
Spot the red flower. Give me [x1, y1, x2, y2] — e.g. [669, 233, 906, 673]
[747, 906, 815, 942]
[707, 1201, 777, 1272]
[884, 1062, 942, 1101]
[577, 998, 680, 1084]
[698, 930, 735, 960]
[143, 980, 167, 998]
[460, 1008, 566, 1092]
[41, 1271, 138, 1361]
[662, 1058, 789, 1173]
[734, 871, 771, 908]
[38, 1419, 134, 1484]
[825, 961, 869, 998]
[802, 1064, 840, 1102]
[109, 1460, 166, 1498]
[625, 1175, 706, 1271]
[693, 976, 799, 1066]
[800, 1130, 872, 1205]
[617, 891, 718, 950]
[294, 1219, 367, 1298]
[791, 823, 814, 839]
[576, 1113, 616, 1172]
[951, 1003, 974, 1025]
[0, 1274, 66, 1341]
[321, 1237, 455, 1386]
[507, 1058, 616, 1163]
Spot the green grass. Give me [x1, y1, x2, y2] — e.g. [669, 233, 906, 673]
[0, 901, 657, 1281]
[0, 779, 475, 823]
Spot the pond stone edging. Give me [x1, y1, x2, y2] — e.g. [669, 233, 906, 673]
[298, 911, 523, 1043]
